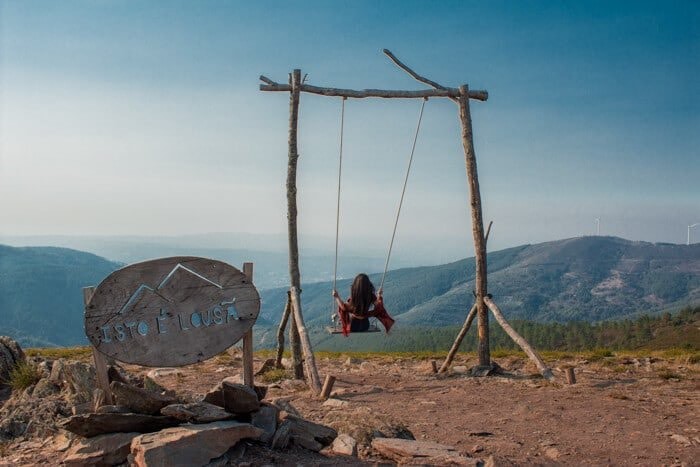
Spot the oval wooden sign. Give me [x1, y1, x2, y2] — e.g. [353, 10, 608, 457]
[84, 257, 260, 367]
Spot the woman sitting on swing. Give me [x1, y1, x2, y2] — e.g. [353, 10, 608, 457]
[332, 273, 395, 336]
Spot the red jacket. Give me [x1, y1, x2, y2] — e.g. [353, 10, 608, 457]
[337, 294, 395, 337]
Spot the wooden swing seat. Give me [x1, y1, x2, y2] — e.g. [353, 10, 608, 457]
[326, 323, 381, 335]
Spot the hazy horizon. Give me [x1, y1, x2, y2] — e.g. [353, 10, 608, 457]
[1, 1, 698, 259]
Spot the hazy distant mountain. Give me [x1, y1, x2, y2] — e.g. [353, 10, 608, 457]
[0, 234, 418, 290]
[259, 236, 700, 329]
[2, 236, 698, 348]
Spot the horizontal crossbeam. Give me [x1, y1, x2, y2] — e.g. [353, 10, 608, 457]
[259, 78, 488, 101]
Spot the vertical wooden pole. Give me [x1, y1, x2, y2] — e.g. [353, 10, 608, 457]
[275, 291, 292, 368]
[565, 367, 576, 385]
[457, 85, 490, 368]
[286, 68, 305, 379]
[83, 286, 113, 405]
[242, 263, 255, 388]
[289, 287, 322, 394]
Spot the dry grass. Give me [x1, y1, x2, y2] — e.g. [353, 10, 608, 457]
[25, 346, 93, 360]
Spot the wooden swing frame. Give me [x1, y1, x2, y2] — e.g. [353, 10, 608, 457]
[261, 50, 553, 395]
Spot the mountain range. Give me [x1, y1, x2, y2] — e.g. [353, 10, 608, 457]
[0, 236, 698, 348]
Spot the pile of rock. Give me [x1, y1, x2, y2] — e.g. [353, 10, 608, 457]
[60, 375, 338, 466]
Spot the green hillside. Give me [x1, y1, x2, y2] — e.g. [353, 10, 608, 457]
[259, 236, 700, 328]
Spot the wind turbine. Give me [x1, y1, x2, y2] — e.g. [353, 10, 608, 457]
[688, 223, 700, 245]
[595, 217, 600, 236]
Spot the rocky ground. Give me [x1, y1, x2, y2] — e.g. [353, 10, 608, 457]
[0, 349, 698, 466]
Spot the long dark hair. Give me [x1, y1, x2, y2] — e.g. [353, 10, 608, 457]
[350, 273, 376, 316]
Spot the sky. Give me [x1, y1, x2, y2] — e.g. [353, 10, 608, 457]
[0, 0, 698, 262]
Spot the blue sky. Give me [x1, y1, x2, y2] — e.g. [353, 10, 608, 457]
[0, 1, 698, 261]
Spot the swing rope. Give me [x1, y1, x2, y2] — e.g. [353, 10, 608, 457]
[379, 97, 427, 292]
[331, 98, 347, 320]
[330, 97, 427, 330]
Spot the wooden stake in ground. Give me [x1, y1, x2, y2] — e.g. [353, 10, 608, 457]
[484, 296, 553, 380]
[286, 69, 304, 380]
[320, 375, 336, 400]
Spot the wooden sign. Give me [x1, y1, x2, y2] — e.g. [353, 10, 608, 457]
[84, 257, 260, 367]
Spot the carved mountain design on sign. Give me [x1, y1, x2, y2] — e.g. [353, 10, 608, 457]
[119, 264, 223, 317]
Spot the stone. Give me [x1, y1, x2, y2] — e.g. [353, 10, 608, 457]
[203, 376, 266, 406]
[670, 434, 693, 446]
[283, 413, 337, 446]
[251, 405, 279, 444]
[331, 433, 357, 456]
[270, 398, 301, 417]
[146, 368, 184, 378]
[371, 438, 478, 465]
[323, 398, 349, 409]
[291, 434, 324, 452]
[222, 382, 260, 414]
[130, 421, 263, 467]
[48, 358, 66, 384]
[270, 420, 293, 450]
[544, 447, 561, 459]
[110, 381, 176, 415]
[63, 431, 138, 466]
[359, 362, 374, 372]
[31, 378, 58, 398]
[344, 357, 362, 365]
[96, 405, 131, 414]
[161, 402, 233, 423]
[59, 413, 180, 438]
[71, 402, 93, 415]
[0, 336, 25, 384]
[63, 361, 97, 404]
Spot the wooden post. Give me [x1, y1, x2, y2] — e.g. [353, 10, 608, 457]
[484, 296, 553, 380]
[458, 85, 490, 368]
[286, 68, 305, 380]
[83, 286, 113, 405]
[242, 262, 255, 388]
[320, 374, 336, 400]
[275, 291, 292, 368]
[565, 367, 576, 385]
[289, 286, 322, 394]
[439, 303, 477, 373]
[430, 361, 438, 374]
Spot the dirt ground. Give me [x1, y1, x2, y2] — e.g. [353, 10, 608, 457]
[1, 351, 698, 466]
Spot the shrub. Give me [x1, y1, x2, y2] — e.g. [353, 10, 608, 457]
[7, 361, 40, 391]
[259, 368, 289, 383]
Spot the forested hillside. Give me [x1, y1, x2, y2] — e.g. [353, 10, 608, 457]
[0, 245, 121, 346]
[260, 236, 700, 327]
